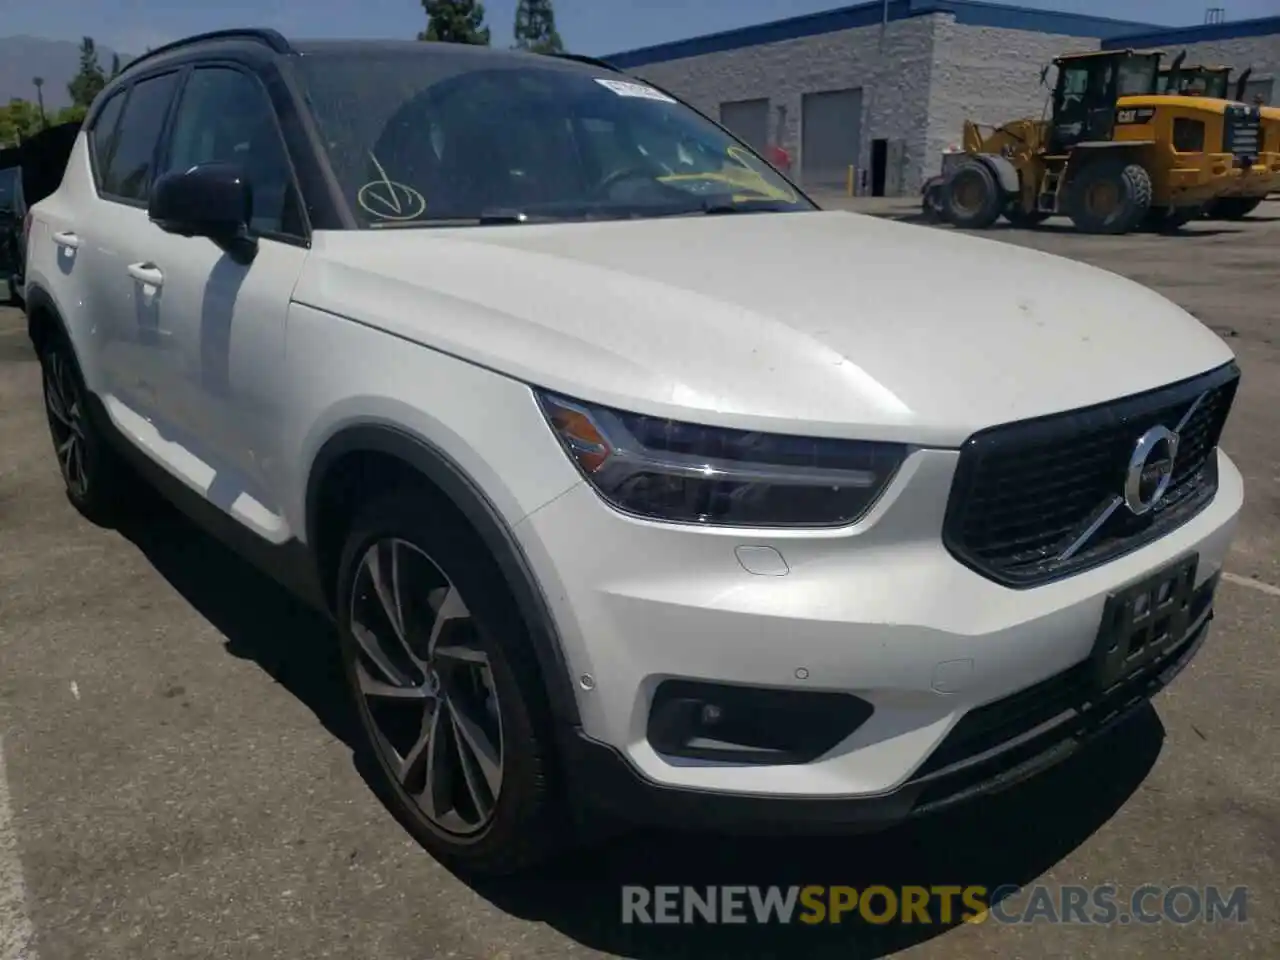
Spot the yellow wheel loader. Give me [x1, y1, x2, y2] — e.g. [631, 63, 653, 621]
[922, 49, 1261, 235]
[1158, 60, 1280, 219]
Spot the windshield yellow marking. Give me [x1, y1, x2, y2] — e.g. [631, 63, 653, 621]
[656, 146, 798, 203]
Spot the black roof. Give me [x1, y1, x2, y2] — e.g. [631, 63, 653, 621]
[120, 29, 619, 77]
[292, 39, 622, 76]
[91, 28, 626, 134]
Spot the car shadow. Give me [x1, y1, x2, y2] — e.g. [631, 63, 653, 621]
[883, 212, 1247, 238]
[470, 707, 1163, 958]
[111, 492, 363, 753]
[112, 492, 1165, 959]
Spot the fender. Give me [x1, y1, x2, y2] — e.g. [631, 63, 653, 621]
[306, 423, 582, 727]
[968, 153, 1021, 196]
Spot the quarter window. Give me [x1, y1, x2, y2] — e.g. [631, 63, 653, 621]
[100, 72, 181, 202]
[162, 67, 301, 236]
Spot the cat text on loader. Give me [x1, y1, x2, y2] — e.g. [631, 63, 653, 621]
[1158, 60, 1280, 220]
[926, 49, 1255, 234]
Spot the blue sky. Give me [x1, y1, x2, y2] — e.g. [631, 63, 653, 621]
[4, 0, 1277, 58]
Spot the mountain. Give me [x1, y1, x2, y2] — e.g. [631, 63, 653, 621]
[0, 36, 135, 110]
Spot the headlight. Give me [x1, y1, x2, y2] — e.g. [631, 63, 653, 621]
[536, 391, 907, 527]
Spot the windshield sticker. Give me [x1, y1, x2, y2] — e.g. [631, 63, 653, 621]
[358, 152, 427, 221]
[594, 78, 676, 103]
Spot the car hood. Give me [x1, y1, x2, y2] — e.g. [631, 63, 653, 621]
[297, 210, 1234, 446]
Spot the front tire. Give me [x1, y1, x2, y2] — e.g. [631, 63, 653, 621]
[38, 330, 134, 524]
[921, 178, 946, 222]
[1066, 159, 1152, 235]
[335, 490, 565, 876]
[943, 161, 1003, 229]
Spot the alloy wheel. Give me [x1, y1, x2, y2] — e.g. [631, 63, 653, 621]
[348, 538, 504, 836]
[43, 350, 89, 499]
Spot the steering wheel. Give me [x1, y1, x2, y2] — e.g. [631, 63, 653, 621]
[596, 166, 657, 195]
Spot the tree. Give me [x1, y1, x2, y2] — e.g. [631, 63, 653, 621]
[513, 0, 563, 54]
[109, 53, 123, 80]
[0, 99, 46, 146]
[419, 0, 491, 45]
[55, 104, 89, 126]
[67, 37, 108, 109]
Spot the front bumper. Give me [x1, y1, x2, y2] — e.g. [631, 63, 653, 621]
[518, 446, 1242, 818]
[1215, 152, 1280, 198]
[562, 599, 1214, 831]
[1167, 152, 1240, 205]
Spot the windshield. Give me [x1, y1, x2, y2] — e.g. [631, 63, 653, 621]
[1158, 69, 1229, 99]
[294, 50, 812, 226]
[1117, 56, 1158, 97]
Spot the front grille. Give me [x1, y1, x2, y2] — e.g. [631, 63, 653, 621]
[943, 363, 1239, 587]
[1223, 104, 1262, 162]
[906, 575, 1216, 813]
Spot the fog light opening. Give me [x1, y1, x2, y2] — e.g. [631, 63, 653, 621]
[647, 680, 874, 766]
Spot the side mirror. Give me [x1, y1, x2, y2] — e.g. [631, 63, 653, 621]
[149, 162, 257, 262]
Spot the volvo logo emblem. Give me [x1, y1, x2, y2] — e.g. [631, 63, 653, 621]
[1057, 395, 1205, 563]
[1124, 425, 1179, 515]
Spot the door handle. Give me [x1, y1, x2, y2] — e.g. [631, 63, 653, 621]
[52, 231, 80, 250]
[127, 262, 164, 287]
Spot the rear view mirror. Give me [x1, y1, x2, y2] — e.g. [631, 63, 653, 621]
[149, 162, 257, 263]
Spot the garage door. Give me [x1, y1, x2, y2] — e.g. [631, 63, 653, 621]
[801, 88, 863, 190]
[719, 98, 770, 154]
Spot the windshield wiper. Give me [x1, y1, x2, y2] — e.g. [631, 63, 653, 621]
[478, 208, 530, 224]
[368, 210, 532, 229]
[646, 197, 795, 219]
[700, 203, 778, 215]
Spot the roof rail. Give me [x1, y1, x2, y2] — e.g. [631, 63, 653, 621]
[122, 28, 293, 73]
[547, 52, 621, 72]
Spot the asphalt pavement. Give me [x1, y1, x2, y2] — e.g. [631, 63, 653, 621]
[1, 203, 1278, 959]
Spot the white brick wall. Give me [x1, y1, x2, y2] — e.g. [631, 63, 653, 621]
[624, 13, 1112, 196]
[924, 23, 1103, 186]
[630, 15, 942, 196]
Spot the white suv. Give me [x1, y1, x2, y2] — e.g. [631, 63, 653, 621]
[24, 30, 1243, 875]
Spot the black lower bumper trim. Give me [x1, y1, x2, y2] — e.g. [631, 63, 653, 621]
[561, 612, 1213, 833]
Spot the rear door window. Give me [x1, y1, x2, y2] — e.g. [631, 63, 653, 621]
[100, 71, 182, 203]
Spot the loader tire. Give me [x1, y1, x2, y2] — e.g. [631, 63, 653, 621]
[1205, 196, 1263, 220]
[1066, 160, 1152, 235]
[921, 179, 946, 222]
[943, 161, 1002, 229]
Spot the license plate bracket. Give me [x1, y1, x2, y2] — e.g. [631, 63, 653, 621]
[1091, 554, 1198, 692]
